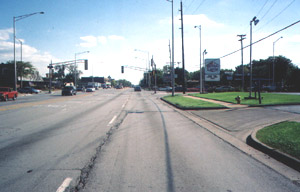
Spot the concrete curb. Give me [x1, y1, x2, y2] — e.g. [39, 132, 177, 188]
[160, 98, 228, 110]
[246, 127, 300, 172]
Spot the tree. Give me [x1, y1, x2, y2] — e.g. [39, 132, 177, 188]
[4, 61, 40, 87]
[116, 79, 132, 87]
[64, 65, 82, 84]
[52, 65, 65, 82]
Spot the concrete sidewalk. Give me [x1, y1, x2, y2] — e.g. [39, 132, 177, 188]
[184, 95, 248, 109]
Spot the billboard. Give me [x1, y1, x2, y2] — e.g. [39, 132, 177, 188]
[205, 58, 220, 81]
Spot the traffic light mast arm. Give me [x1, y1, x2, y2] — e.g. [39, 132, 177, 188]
[122, 65, 147, 72]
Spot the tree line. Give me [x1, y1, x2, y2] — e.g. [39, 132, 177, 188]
[141, 55, 300, 91]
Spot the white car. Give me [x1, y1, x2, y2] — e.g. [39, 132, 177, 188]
[86, 86, 96, 92]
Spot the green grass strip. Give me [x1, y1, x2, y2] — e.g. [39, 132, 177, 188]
[189, 92, 300, 106]
[256, 121, 300, 160]
[163, 95, 225, 108]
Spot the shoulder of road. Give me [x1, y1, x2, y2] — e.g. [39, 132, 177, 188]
[160, 94, 300, 183]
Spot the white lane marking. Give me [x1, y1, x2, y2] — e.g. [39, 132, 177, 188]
[56, 177, 72, 192]
[108, 115, 117, 126]
[122, 98, 129, 109]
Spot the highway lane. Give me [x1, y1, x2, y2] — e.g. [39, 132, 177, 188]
[0, 88, 130, 192]
[1, 89, 299, 192]
[81, 91, 299, 192]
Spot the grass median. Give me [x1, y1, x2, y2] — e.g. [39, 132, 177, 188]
[189, 92, 300, 106]
[162, 95, 225, 109]
[256, 121, 300, 160]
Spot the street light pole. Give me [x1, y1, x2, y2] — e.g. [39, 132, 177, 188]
[202, 49, 207, 93]
[194, 25, 202, 93]
[13, 11, 44, 91]
[273, 36, 283, 86]
[16, 38, 23, 88]
[167, 0, 175, 96]
[74, 51, 89, 87]
[249, 16, 259, 97]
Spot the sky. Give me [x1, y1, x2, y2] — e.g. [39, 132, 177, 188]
[0, 0, 299, 85]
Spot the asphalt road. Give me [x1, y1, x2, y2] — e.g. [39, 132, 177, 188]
[0, 89, 299, 192]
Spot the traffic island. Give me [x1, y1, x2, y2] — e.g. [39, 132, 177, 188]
[247, 121, 300, 172]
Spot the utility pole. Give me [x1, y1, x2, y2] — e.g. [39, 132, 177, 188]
[168, 40, 172, 88]
[237, 34, 246, 92]
[179, 0, 186, 94]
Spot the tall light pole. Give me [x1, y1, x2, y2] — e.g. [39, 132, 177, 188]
[16, 38, 23, 88]
[13, 11, 44, 91]
[249, 16, 259, 97]
[194, 25, 202, 93]
[167, 0, 175, 96]
[273, 36, 283, 86]
[237, 34, 246, 91]
[202, 49, 207, 93]
[74, 51, 89, 87]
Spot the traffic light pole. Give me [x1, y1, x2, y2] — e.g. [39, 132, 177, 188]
[47, 59, 88, 93]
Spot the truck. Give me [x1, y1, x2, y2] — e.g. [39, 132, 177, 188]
[0, 87, 18, 101]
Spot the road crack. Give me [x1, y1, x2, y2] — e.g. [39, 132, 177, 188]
[71, 110, 128, 192]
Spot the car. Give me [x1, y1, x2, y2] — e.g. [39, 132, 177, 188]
[86, 85, 96, 92]
[134, 86, 141, 91]
[115, 85, 123, 89]
[215, 86, 235, 92]
[0, 87, 18, 101]
[76, 86, 86, 92]
[19, 87, 41, 94]
[62, 86, 77, 96]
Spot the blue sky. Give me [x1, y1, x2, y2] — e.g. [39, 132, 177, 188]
[0, 0, 299, 84]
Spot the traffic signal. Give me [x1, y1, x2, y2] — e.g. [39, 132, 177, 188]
[121, 66, 124, 73]
[84, 60, 88, 70]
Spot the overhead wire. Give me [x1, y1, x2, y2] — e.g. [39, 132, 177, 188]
[219, 19, 300, 59]
[256, 0, 269, 17]
[260, 0, 278, 21]
[184, 0, 197, 14]
[191, 0, 206, 15]
[255, 0, 296, 32]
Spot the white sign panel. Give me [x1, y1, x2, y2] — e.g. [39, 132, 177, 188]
[205, 75, 220, 81]
[205, 58, 220, 81]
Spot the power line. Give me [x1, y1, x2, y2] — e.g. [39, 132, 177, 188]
[219, 19, 300, 59]
[260, 0, 278, 21]
[192, 0, 206, 15]
[256, 0, 269, 18]
[255, 0, 296, 32]
[184, 0, 197, 14]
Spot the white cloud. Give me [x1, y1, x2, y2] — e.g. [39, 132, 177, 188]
[97, 36, 107, 45]
[79, 35, 98, 47]
[160, 14, 224, 28]
[79, 35, 125, 48]
[0, 28, 12, 41]
[0, 28, 59, 76]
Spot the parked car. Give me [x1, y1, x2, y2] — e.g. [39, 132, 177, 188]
[86, 85, 96, 92]
[215, 86, 235, 92]
[134, 86, 141, 91]
[115, 85, 123, 89]
[19, 87, 41, 94]
[76, 86, 86, 92]
[0, 87, 18, 101]
[62, 86, 77, 96]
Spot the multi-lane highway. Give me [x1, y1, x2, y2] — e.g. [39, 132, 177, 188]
[0, 89, 299, 192]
